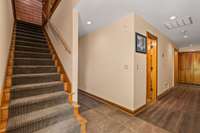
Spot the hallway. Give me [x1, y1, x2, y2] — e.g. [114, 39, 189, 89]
[137, 84, 200, 133]
[78, 91, 169, 133]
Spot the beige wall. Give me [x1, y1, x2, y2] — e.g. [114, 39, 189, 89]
[134, 15, 175, 109]
[79, 13, 176, 110]
[79, 15, 135, 110]
[179, 45, 200, 52]
[0, 0, 14, 90]
[45, 0, 79, 101]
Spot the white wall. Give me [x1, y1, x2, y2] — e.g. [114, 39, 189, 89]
[45, 0, 79, 102]
[79, 15, 135, 110]
[79, 13, 176, 111]
[0, 0, 14, 90]
[134, 15, 175, 109]
[179, 45, 200, 52]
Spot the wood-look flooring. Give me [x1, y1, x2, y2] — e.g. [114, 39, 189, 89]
[78, 91, 169, 133]
[137, 84, 200, 133]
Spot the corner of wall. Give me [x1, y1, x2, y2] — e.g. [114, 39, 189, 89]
[0, 0, 14, 91]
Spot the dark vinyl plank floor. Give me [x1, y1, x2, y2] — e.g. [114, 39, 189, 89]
[137, 84, 200, 133]
[78, 91, 169, 133]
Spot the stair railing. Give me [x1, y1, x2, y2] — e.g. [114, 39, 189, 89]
[48, 21, 71, 54]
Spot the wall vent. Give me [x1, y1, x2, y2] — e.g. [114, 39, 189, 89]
[164, 16, 193, 30]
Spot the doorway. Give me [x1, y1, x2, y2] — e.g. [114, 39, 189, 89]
[174, 49, 179, 85]
[146, 32, 158, 104]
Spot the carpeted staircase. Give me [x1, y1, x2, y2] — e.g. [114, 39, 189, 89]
[7, 21, 80, 133]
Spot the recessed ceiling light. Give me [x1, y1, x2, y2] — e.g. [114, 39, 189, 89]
[87, 21, 92, 25]
[184, 35, 188, 38]
[170, 16, 177, 20]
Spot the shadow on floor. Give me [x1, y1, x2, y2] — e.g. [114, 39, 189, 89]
[78, 91, 169, 133]
[137, 84, 200, 133]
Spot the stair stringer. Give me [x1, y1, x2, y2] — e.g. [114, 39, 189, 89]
[43, 29, 87, 133]
[0, 23, 16, 133]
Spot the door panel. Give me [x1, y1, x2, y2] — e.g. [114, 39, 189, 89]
[147, 32, 157, 103]
[178, 52, 200, 84]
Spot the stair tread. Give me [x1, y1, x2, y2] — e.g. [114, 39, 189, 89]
[16, 27, 42, 32]
[16, 35, 45, 40]
[13, 73, 59, 78]
[34, 117, 80, 133]
[16, 29, 43, 34]
[14, 65, 55, 68]
[16, 40, 47, 45]
[17, 21, 42, 28]
[6, 21, 78, 132]
[8, 103, 72, 129]
[15, 32, 45, 37]
[10, 91, 66, 106]
[14, 57, 52, 60]
[15, 51, 50, 55]
[15, 45, 49, 50]
[12, 81, 63, 90]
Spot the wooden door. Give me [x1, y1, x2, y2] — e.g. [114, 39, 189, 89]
[146, 32, 158, 103]
[178, 52, 200, 84]
[174, 49, 179, 84]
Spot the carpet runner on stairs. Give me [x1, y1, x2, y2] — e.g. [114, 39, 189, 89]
[7, 21, 80, 133]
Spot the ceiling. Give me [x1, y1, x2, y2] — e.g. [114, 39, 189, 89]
[76, 0, 200, 48]
[15, 0, 42, 25]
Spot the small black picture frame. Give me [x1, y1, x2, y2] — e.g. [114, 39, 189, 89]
[135, 32, 147, 54]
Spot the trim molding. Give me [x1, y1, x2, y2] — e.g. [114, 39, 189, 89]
[158, 87, 174, 100]
[43, 28, 73, 102]
[135, 87, 174, 116]
[43, 28, 87, 133]
[79, 89, 135, 115]
[0, 22, 16, 133]
[11, 0, 16, 20]
[42, 0, 61, 26]
[0, 89, 2, 108]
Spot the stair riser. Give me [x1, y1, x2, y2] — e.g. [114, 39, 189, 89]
[11, 84, 64, 99]
[16, 41, 47, 47]
[16, 24, 41, 29]
[15, 46, 49, 53]
[16, 33, 45, 40]
[12, 74, 60, 86]
[13, 67, 57, 75]
[16, 26, 42, 33]
[14, 59, 54, 66]
[7, 111, 71, 133]
[16, 37, 46, 43]
[16, 29, 43, 36]
[16, 22, 41, 29]
[15, 52, 51, 59]
[9, 95, 67, 117]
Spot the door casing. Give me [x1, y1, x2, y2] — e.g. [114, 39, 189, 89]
[146, 32, 158, 104]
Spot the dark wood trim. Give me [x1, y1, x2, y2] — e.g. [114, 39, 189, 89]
[157, 87, 174, 100]
[11, 0, 16, 20]
[49, 0, 61, 18]
[133, 104, 148, 115]
[0, 22, 16, 133]
[43, 28, 87, 133]
[42, 0, 61, 26]
[43, 28, 72, 100]
[79, 89, 135, 115]
[179, 51, 200, 53]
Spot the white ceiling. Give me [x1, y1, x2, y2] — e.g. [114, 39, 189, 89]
[76, 0, 200, 48]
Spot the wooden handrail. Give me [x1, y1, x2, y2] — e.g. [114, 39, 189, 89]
[48, 22, 71, 54]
